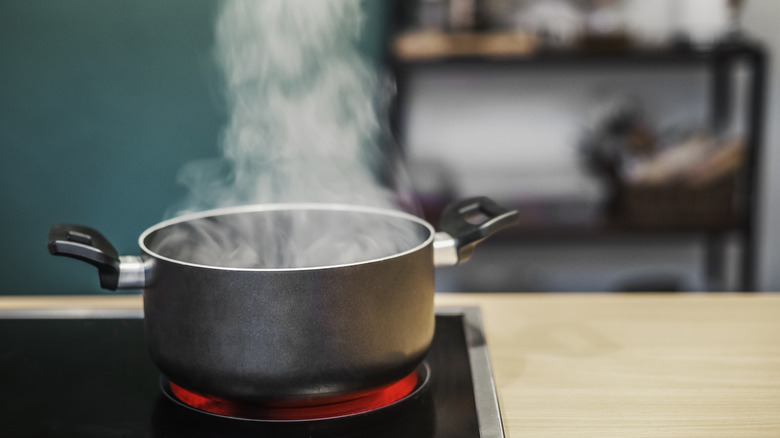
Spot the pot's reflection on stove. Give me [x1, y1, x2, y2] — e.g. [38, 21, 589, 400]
[150, 383, 436, 438]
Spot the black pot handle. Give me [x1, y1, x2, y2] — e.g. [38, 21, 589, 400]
[48, 224, 121, 290]
[437, 197, 519, 264]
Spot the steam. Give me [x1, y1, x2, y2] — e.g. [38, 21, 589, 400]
[172, 0, 408, 212]
[155, 0, 422, 268]
[150, 207, 427, 269]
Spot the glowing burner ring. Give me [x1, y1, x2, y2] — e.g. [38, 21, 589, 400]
[161, 362, 431, 422]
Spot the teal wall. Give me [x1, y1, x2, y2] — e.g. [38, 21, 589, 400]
[0, 0, 388, 294]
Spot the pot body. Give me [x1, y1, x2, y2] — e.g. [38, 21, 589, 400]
[139, 205, 436, 402]
[142, 244, 434, 401]
[48, 198, 518, 402]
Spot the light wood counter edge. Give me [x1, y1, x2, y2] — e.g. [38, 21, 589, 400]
[0, 294, 144, 310]
[1, 292, 777, 310]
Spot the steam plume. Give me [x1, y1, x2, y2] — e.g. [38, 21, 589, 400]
[172, 0, 411, 214]
[155, 0, 422, 269]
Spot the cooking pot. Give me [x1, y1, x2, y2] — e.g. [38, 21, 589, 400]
[48, 197, 517, 402]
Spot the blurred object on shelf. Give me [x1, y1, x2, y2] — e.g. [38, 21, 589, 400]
[513, 0, 633, 50]
[616, 171, 740, 230]
[477, 0, 525, 30]
[514, 0, 586, 47]
[414, 0, 449, 31]
[724, 0, 747, 41]
[578, 94, 656, 187]
[577, 0, 632, 51]
[619, 136, 744, 230]
[672, 0, 730, 46]
[449, 0, 477, 30]
[583, 0, 625, 36]
[393, 30, 537, 60]
[627, 135, 744, 187]
[622, 0, 676, 46]
[402, 0, 529, 32]
[578, 93, 745, 230]
[397, 0, 743, 53]
[687, 138, 744, 187]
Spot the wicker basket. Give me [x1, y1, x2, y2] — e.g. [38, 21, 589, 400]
[613, 175, 741, 231]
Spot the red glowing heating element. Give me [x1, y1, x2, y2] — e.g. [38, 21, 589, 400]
[169, 371, 419, 421]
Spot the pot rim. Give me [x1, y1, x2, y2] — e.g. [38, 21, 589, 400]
[138, 203, 436, 272]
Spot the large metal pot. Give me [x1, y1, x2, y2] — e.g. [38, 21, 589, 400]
[48, 197, 517, 402]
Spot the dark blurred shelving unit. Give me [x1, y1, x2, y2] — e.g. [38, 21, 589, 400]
[388, 34, 767, 291]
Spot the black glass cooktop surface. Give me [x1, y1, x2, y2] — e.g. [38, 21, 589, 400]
[0, 308, 503, 437]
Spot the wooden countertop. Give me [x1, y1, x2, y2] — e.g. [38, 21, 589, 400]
[3, 293, 780, 437]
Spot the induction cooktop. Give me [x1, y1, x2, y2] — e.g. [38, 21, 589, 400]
[0, 306, 504, 437]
